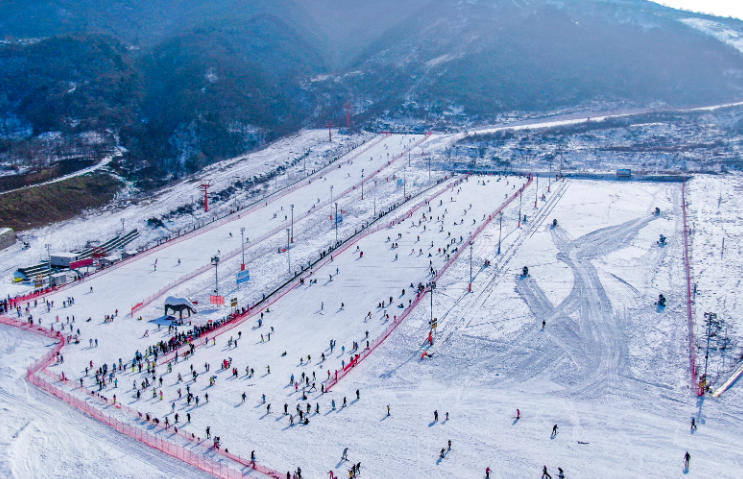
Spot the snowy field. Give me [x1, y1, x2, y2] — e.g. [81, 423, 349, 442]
[2, 129, 743, 478]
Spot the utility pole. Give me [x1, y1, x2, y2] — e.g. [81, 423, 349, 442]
[290, 204, 294, 243]
[468, 241, 473, 292]
[498, 213, 503, 255]
[240, 227, 245, 266]
[211, 255, 220, 295]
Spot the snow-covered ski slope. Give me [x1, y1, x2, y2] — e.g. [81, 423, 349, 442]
[4, 127, 743, 478]
[0, 323, 214, 479]
[39, 173, 526, 471]
[0, 129, 376, 298]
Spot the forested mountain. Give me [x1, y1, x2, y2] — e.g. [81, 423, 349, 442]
[1, 0, 742, 189]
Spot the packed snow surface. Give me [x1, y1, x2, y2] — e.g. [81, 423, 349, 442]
[2, 131, 743, 478]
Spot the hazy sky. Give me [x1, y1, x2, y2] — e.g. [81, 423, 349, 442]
[653, 1, 743, 20]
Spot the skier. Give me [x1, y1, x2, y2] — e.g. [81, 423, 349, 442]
[356, 389, 360, 400]
[387, 405, 391, 416]
[486, 467, 491, 478]
[552, 424, 558, 437]
[516, 409, 520, 420]
[558, 467, 565, 479]
[691, 417, 697, 432]
[542, 466, 552, 479]
[684, 451, 691, 470]
[434, 410, 439, 422]
[342, 448, 348, 461]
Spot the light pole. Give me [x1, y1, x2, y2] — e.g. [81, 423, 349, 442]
[403, 166, 406, 200]
[330, 185, 334, 221]
[240, 227, 245, 265]
[121, 218, 125, 234]
[498, 213, 503, 255]
[428, 155, 431, 182]
[518, 189, 522, 228]
[430, 281, 436, 325]
[335, 202, 339, 245]
[286, 228, 291, 274]
[361, 169, 365, 200]
[703, 312, 718, 385]
[45, 243, 51, 267]
[290, 204, 294, 243]
[468, 241, 473, 292]
[535, 174, 538, 208]
[211, 255, 220, 295]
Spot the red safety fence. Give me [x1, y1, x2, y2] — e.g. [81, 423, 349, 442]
[682, 179, 699, 395]
[0, 314, 281, 479]
[324, 174, 534, 391]
[131, 133, 432, 316]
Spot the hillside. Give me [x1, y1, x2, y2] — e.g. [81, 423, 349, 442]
[1, 0, 743, 189]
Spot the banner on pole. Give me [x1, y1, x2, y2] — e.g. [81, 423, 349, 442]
[70, 258, 94, 269]
[237, 270, 250, 284]
[210, 295, 225, 305]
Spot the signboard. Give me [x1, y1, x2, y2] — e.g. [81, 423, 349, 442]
[335, 214, 343, 224]
[230, 298, 238, 308]
[210, 295, 225, 305]
[237, 270, 250, 284]
[70, 258, 95, 269]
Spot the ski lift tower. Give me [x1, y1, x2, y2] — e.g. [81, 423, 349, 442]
[345, 103, 352, 129]
[200, 180, 211, 213]
[326, 122, 334, 142]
